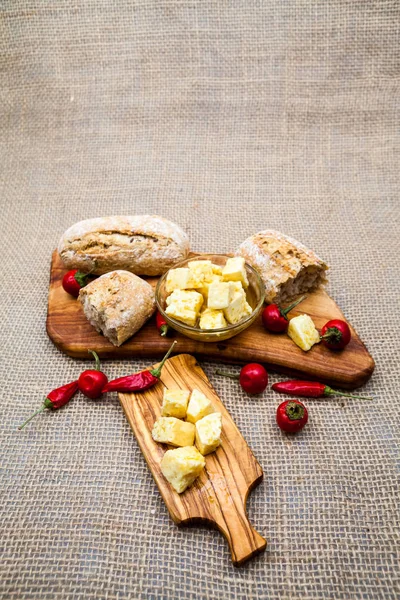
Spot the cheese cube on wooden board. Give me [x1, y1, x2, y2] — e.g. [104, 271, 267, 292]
[160, 446, 205, 494]
[186, 389, 215, 424]
[287, 314, 321, 351]
[195, 413, 222, 455]
[152, 417, 195, 447]
[161, 389, 190, 419]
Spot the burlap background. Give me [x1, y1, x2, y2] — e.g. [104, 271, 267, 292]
[1, 1, 399, 598]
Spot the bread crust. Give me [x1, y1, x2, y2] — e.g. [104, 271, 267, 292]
[58, 215, 190, 276]
[236, 230, 328, 304]
[78, 270, 155, 346]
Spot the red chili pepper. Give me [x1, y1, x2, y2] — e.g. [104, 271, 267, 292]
[272, 380, 373, 400]
[62, 269, 93, 298]
[78, 350, 108, 399]
[262, 296, 306, 333]
[156, 311, 169, 337]
[102, 340, 177, 393]
[216, 363, 268, 394]
[18, 381, 79, 430]
[276, 400, 308, 433]
[321, 319, 351, 350]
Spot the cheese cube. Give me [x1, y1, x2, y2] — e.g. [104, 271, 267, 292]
[195, 413, 222, 455]
[165, 290, 203, 312]
[287, 314, 321, 351]
[152, 417, 195, 447]
[165, 268, 191, 293]
[198, 274, 221, 300]
[207, 281, 234, 310]
[186, 389, 215, 424]
[161, 388, 190, 419]
[222, 256, 249, 288]
[188, 260, 214, 284]
[160, 446, 205, 493]
[165, 289, 203, 326]
[223, 289, 252, 324]
[199, 308, 227, 330]
[211, 264, 223, 276]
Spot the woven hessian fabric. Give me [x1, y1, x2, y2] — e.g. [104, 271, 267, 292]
[1, 1, 399, 598]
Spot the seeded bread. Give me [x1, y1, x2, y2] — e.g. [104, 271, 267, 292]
[58, 215, 190, 276]
[78, 270, 155, 346]
[236, 230, 328, 304]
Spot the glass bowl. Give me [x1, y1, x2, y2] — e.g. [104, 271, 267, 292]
[155, 254, 265, 342]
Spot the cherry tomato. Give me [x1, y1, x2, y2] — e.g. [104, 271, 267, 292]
[78, 350, 108, 399]
[276, 400, 308, 433]
[321, 319, 351, 350]
[239, 363, 268, 394]
[62, 270, 91, 298]
[262, 296, 306, 333]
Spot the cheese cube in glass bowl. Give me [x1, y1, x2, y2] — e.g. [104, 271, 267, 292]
[156, 254, 264, 342]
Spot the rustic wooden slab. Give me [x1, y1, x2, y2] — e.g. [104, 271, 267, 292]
[119, 353, 267, 566]
[47, 250, 375, 389]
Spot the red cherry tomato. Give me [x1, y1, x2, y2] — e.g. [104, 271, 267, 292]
[276, 400, 308, 433]
[262, 296, 306, 333]
[62, 270, 91, 298]
[239, 363, 268, 394]
[78, 350, 108, 399]
[321, 319, 351, 350]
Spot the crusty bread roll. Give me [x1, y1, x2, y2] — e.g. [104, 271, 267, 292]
[58, 215, 190, 276]
[236, 230, 328, 304]
[78, 270, 155, 346]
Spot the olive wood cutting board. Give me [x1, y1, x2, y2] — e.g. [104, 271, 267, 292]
[119, 353, 266, 566]
[47, 250, 375, 389]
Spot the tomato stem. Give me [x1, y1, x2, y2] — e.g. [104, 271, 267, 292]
[88, 349, 101, 371]
[215, 370, 240, 380]
[285, 401, 305, 420]
[281, 295, 306, 317]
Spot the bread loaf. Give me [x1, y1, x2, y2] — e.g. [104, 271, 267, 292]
[78, 270, 155, 346]
[58, 215, 190, 276]
[236, 230, 328, 304]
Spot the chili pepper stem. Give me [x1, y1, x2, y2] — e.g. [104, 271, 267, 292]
[18, 405, 46, 430]
[150, 340, 177, 378]
[88, 349, 101, 371]
[282, 295, 306, 317]
[325, 386, 373, 401]
[215, 370, 240, 380]
[160, 325, 168, 337]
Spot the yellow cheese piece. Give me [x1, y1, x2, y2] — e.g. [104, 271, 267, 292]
[165, 289, 204, 326]
[160, 446, 205, 494]
[152, 417, 195, 447]
[186, 389, 215, 424]
[188, 260, 214, 284]
[195, 412, 222, 455]
[161, 388, 190, 419]
[223, 289, 252, 324]
[221, 256, 249, 288]
[198, 274, 221, 300]
[165, 268, 191, 293]
[207, 281, 234, 310]
[211, 264, 223, 276]
[199, 308, 227, 330]
[287, 314, 321, 351]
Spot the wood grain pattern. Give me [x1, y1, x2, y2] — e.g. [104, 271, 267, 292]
[119, 353, 266, 566]
[47, 250, 375, 389]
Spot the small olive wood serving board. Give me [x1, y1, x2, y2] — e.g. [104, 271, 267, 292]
[47, 251, 375, 389]
[119, 353, 266, 566]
